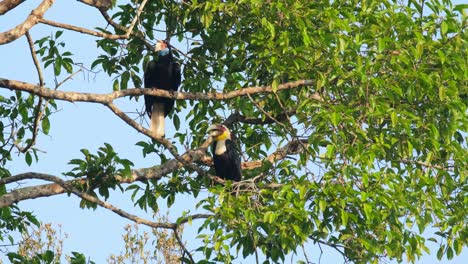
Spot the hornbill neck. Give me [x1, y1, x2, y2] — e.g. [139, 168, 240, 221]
[214, 139, 227, 155]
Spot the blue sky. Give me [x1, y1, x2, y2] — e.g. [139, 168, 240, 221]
[1, 1, 467, 263]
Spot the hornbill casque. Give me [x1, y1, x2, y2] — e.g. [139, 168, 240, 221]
[208, 124, 242, 182]
[144, 40, 181, 137]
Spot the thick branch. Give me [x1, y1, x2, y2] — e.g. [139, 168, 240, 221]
[0, 139, 306, 207]
[1, 172, 211, 230]
[0, 78, 314, 103]
[77, 0, 111, 10]
[39, 18, 128, 40]
[0, 0, 54, 45]
[0, 0, 24, 15]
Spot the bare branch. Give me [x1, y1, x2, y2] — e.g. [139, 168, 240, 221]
[0, 78, 314, 103]
[0, 138, 307, 207]
[25, 32, 44, 86]
[98, 8, 155, 51]
[0, 0, 24, 15]
[15, 32, 45, 153]
[39, 18, 128, 40]
[173, 228, 194, 263]
[77, 0, 111, 10]
[106, 102, 208, 177]
[9, 173, 211, 230]
[39, 0, 147, 40]
[0, 0, 55, 45]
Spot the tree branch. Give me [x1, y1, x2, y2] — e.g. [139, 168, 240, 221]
[39, 18, 128, 40]
[77, 0, 111, 10]
[223, 110, 297, 126]
[0, 0, 24, 15]
[0, 0, 55, 45]
[173, 228, 194, 263]
[39, 0, 147, 40]
[0, 138, 307, 207]
[106, 102, 208, 178]
[15, 32, 45, 153]
[0, 172, 211, 231]
[0, 78, 314, 103]
[124, 0, 147, 38]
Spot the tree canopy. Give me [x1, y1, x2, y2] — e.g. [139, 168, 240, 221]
[0, 0, 467, 263]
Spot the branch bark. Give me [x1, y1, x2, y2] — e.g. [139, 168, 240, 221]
[0, 0, 55, 45]
[77, 0, 111, 10]
[0, 78, 314, 103]
[0, 172, 211, 230]
[0, 0, 24, 15]
[0, 139, 307, 208]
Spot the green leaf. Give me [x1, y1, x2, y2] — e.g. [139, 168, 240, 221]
[436, 245, 445, 260]
[447, 246, 453, 260]
[441, 21, 448, 36]
[55, 31, 63, 39]
[272, 79, 279, 93]
[113, 79, 119, 91]
[121, 71, 130, 90]
[63, 61, 73, 73]
[25, 152, 32, 166]
[54, 57, 62, 76]
[438, 86, 446, 101]
[174, 114, 180, 130]
[42, 116, 50, 135]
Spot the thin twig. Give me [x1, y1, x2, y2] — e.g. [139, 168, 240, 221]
[105, 103, 208, 177]
[25, 32, 44, 86]
[246, 93, 288, 131]
[173, 228, 194, 263]
[16, 31, 46, 153]
[125, 0, 148, 38]
[55, 69, 83, 89]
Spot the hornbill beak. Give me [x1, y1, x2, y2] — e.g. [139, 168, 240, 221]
[208, 124, 223, 138]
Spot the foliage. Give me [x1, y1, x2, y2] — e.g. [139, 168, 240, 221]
[64, 143, 134, 208]
[0, 0, 467, 263]
[108, 215, 184, 264]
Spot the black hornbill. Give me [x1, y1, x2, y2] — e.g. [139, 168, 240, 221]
[207, 124, 242, 181]
[144, 40, 181, 137]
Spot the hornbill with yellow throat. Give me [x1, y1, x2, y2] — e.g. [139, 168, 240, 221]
[144, 40, 181, 137]
[208, 124, 242, 181]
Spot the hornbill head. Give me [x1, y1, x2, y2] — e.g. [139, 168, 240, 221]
[155, 40, 168, 52]
[208, 124, 231, 141]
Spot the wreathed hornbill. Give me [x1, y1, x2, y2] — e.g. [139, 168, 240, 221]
[208, 124, 242, 181]
[144, 40, 181, 137]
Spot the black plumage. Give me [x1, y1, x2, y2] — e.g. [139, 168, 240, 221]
[144, 41, 181, 136]
[208, 124, 242, 182]
[212, 139, 242, 181]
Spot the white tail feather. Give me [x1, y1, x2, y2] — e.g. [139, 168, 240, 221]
[151, 103, 165, 137]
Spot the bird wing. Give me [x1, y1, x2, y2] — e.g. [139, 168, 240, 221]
[171, 60, 181, 90]
[143, 60, 159, 117]
[226, 140, 242, 181]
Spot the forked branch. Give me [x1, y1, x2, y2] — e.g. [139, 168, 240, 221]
[0, 0, 55, 44]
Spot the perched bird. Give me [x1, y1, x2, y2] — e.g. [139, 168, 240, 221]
[144, 40, 181, 137]
[208, 124, 242, 181]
